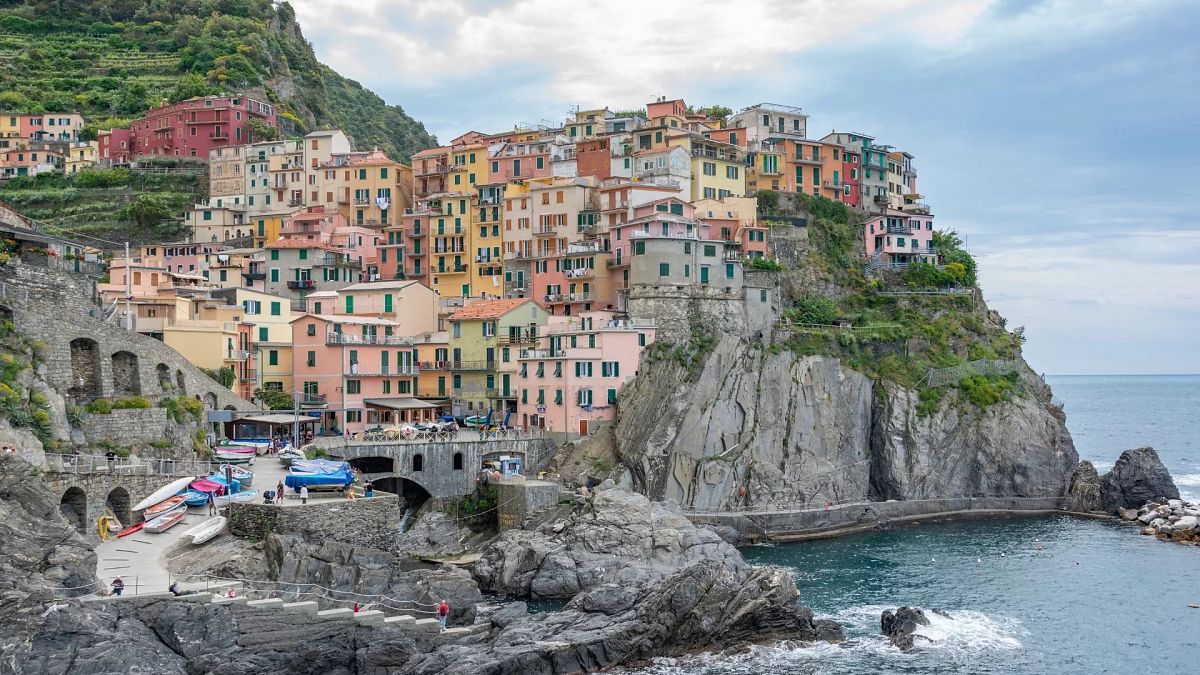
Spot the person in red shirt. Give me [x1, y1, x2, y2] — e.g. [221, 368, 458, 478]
[437, 600, 450, 630]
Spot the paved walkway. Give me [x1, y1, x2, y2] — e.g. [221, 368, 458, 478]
[92, 454, 369, 596]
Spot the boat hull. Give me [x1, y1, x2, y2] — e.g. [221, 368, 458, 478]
[213, 490, 258, 507]
[180, 516, 226, 545]
[143, 495, 186, 518]
[144, 510, 185, 533]
[132, 476, 195, 512]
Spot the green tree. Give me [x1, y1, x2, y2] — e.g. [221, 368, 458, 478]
[245, 117, 279, 142]
[117, 194, 175, 227]
[254, 388, 294, 410]
[0, 91, 27, 111]
[791, 295, 839, 325]
[756, 190, 780, 214]
[696, 104, 733, 122]
[169, 72, 211, 103]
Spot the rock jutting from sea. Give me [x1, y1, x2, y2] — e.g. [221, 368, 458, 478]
[1120, 498, 1200, 545]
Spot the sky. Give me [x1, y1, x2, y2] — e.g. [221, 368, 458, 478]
[289, 0, 1199, 375]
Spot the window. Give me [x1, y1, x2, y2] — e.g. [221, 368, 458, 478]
[761, 289, 768, 302]
[258, 327, 269, 342]
[483, 321, 496, 337]
[638, 333, 646, 346]
[346, 410, 362, 423]
[601, 361, 620, 377]
[412, 454, 424, 472]
[347, 380, 361, 394]
[270, 268, 279, 283]
[726, 263, 735, 278]
[703, 244, 716, 257]
[306, 351, 316, 367]
[452, 322, 461, 338]
[578, 388, 593, 406]
[271, 250, 279, 261]
[726, 165, 739, 179]
[703, 162, 716, 176]
[268, 350, 278, 366]
[659, 262, 670, 277]
[453, 452, 463, 470]
[634, 241, 646, 255]
[306, 323, 316, 336]
[703, 187, 716, 199]
[270, 301, 281, 316]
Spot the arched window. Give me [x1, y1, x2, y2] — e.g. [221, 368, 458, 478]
[452, 452, 463, 471]
[412, 453, 424, 472]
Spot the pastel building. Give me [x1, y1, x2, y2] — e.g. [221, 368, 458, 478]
[728, 103, 807, 152]
[446, 298, 548, 418]
[863, 210, 938, 268]
[115, 95, 278, 159]
[531, 240, 616, 316]
[516, 311, 656, 436]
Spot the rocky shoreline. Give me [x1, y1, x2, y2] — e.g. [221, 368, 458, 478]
[1121, 498, 1200, 545]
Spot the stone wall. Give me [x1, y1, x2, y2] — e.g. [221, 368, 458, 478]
[40, 470, 177, 538]
[495, 478, 561, 531]
[0, 262, 249, 412]
[228, 495, 400, 550]
[626, 275, 781, 344]
[79, 408, 199, 456]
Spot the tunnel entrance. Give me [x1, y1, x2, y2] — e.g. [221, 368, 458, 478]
[373, 476, 431, 511]
[347, 456, 394, 474]
[59, 487, 87, 534]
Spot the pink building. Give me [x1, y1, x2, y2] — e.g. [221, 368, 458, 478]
[609, 196, 707, 269]
[863, 210, 938, 268]
[516, 311, 655, 436]
[487, 140, 552, 183]
[291, 313, 435, 436]
[98, 128, 132, 165]
[113, 95, 278, 160]
[529, 241, 617, 316]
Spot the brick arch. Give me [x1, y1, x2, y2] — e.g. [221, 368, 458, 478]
[110, 350, 141, 396]
[69, 337, 102, 402]
[203, 392, 217, 409]
[105, 487, 131, 526]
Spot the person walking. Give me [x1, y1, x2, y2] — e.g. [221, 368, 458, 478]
[110, 577, 124, 596]
[276, 480, 285, 503]
[300, 485, 308, 504]
[207, 491, 217, 516]
[364, 482, 374, 498]
[437, 600, 450, 631]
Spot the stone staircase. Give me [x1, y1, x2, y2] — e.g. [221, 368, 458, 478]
[94, 592, 475, 637]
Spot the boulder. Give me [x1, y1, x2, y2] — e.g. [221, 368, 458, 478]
[1173, 516, 1198, 533]
[881, 606, 929, 651]
[1118, 508, 1140, 521]
[1138, 511, 1157, 524]
[474, 487, 748, 598]
[1100, 447, 1179, 512]
[1065, 461, 1103, 512]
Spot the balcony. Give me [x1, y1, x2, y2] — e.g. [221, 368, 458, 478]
[432, 246, 465, 254]
[354, 197, 371, 206]
[563, 266, 595, 279]
[606, 257, 627, 269]
[239, 369, 257, 382]
[475, 256, 496, 264]
[418, 360, 450, 371]
[320, 255, 361, 269]
[533, 226, 557, 236]
[793, 155, 822, 166]
[209, 130, 228, 140]
[326, 333, 414, 346]
[449, 360, 496, 371]
[543, 292, 594, 304]
[343, 365, 421, 376]
[287, 279, 315, 290]
[287, 198, 303, 207]
[519, 349, 564, 359]
[225, 350, 250, 361]
[405, 228, 424, 238]
[487, 389, 516, 399]
[298, 393, 327, 406]
[242, 270, 266, 282]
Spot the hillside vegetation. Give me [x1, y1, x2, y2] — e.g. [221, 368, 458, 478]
[0, 0, 436, 161]
[760, 191, 1026, 412]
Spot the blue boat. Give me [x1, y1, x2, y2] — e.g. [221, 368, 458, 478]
[182, 490, 209, 507]
[284, 465, 353, 493]
[205, 474, 242, 493]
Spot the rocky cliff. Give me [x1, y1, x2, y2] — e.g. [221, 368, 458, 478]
[594, 333, 1075, 514]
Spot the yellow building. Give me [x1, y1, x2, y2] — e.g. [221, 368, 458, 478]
[446, 298, 548, 418]
[64, 141, 98, 174]
[670, 133, 745, 201]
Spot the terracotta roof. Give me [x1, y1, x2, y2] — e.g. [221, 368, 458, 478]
[264, 239, 340, 251]
[412, 146, 450, 158]
[449, 298, 539, 321]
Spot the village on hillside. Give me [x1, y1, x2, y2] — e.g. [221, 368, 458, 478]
[0, 95, 937, 438]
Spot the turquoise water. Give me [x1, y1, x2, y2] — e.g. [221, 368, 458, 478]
[632, 375, 1200, 673]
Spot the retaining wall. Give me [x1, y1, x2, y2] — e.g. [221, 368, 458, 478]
[79, 408, 199, 455]
[495, 478, 561, 531]
[229, 495, 400, 549]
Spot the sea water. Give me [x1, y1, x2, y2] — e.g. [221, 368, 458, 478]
[630, 375, 1200, 673]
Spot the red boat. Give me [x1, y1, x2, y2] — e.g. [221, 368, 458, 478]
[144, 509, 186, 533]
[143, 495, 186, 519]
[116, 522, 144, 538]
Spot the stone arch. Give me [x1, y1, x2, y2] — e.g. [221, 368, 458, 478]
[59, 486, 87, 534]
[373, 476, 431, 510]
[348, 456, 394, 473]
[69, 337, 102, 402]
[223, 405, 235, 411]
[175, 370, 186, 393]
[411, 453, 424, 472]
[0, 304, 12, 322]
[105, 487, 131, 526]
[111, 350, 141, 396]
[452, 452, 464, 471]
[203, 392, 217, 409]
[156, 363, 171, 392]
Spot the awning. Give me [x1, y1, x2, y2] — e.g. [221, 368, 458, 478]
[363, 398, 439, 411]
[235, 413, 319, 425]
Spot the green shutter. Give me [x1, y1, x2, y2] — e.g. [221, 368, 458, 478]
[345, 295, 353, 313]
[384, 294, 393, 312]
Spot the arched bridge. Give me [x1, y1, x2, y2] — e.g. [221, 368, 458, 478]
[313, 436, 552, 500]
[39, 459, 191, 538]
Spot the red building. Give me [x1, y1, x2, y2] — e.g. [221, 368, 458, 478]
[97, 128, 133, 165]
[575, 138, 611, 179]
[99, 95, 278, 163]
[842, 147, 862, 208]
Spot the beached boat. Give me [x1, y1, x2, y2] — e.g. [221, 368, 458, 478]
[182, 490, 209, 507]
[132, 476, 195, 512]
[179, 516, 226, 545]
[204, 474, 241, 493]
[213, 446, 256, 464]
[216, 464, 254, 487]
[285, 462, 353, 493]
[289, 459, 348, 475]
[143, 495, 186, 518]
[144, 509, 186, 533]
[213, 489, 258, 507]
[279, 448, 305, 467]
[116, 522, 144, 538]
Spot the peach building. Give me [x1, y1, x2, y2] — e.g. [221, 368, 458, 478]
[863, 210, 938, 268]
[516, 311, 656, 436]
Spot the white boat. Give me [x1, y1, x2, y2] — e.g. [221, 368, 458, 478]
[216, 464, 254, 487]
[132, 476, 195, 512]
[179, 516, 226, 545]
[213, 489, 259, 507]
[143, 509, 186, 533]
[279, 448, 305, 467]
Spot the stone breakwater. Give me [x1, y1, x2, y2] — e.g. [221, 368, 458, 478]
[1121, 498, 1200, 545]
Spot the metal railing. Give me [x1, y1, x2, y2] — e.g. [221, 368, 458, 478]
[43, 453, 230, 477]
[326, 333, 414, 346]
[924, 359, 1022, 387]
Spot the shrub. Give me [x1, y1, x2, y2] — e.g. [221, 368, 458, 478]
[916, 387, 945, 417]
[111, 396, 151, 409]
[85, 399, 112, 414]
[790, 295, 840, 325]
[904, 262, 956, 289]
[163, 395, 204, 423]
[958, 375, 1015, 409]
[747, 257, 783, 271]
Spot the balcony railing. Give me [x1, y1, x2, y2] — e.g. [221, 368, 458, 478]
[242, 271, 266, 281]
[533, 226, 557, 236]
[299, 393, 327, 406]
[486, 389, 517, 399]
[326, 333, 414, 346]
[519, 349, 565, 359]
[563, 266, 595, 278]
[320, 255, 361, 269]
[225, 350, 250, 361]
[239, 369, 257, 382]
[343, 365, 421, 376]
[448, 360, 496, 371]
[287, 279, 315, 290]
[543, 292, 594, 303]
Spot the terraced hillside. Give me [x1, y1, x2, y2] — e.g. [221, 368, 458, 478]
[0, 0, 435, 160]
